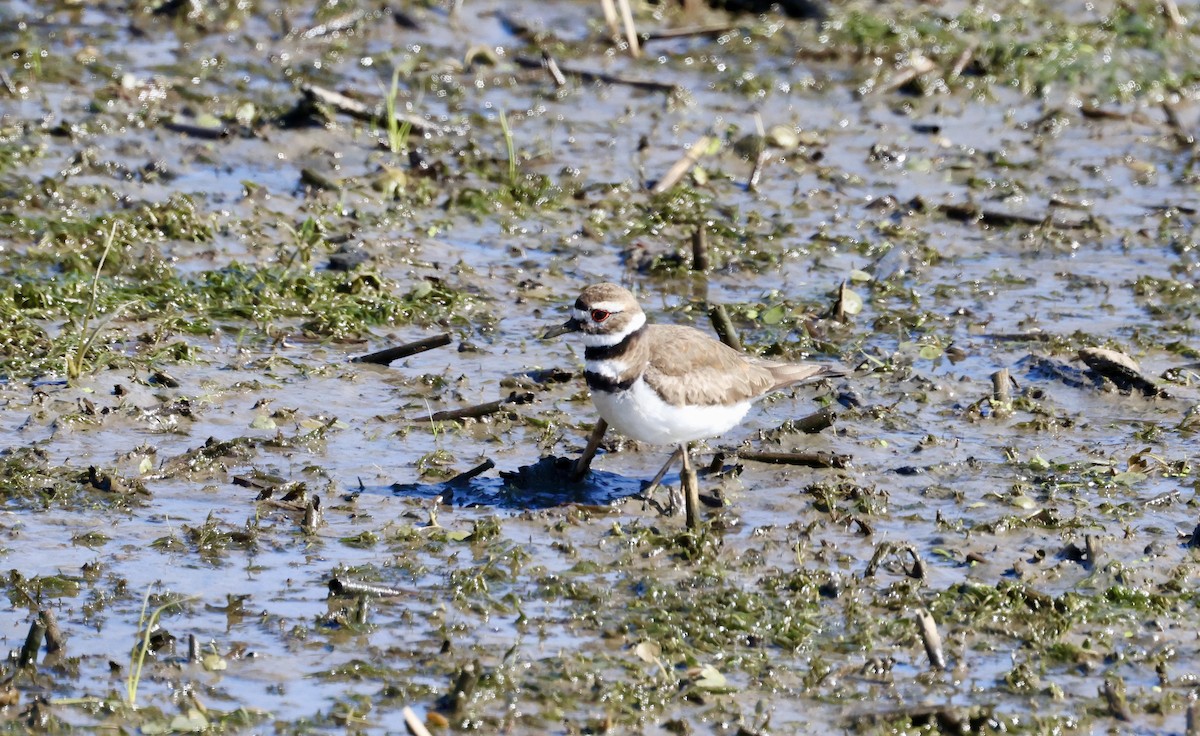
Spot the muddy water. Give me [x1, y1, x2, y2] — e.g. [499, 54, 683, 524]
[1, 0, 1200, 732]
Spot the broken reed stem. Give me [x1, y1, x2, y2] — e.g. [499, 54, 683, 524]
[691, 225, 709, 272]
[571, 418, 608, 481]
[353, 333, 452, 365]
[541, 51, 567, 87]
[652, 135, 713, 193]
[445, 459, 495, 486]
[18, 619, 46, 667]
[680, 445, 700, 529]
[991, 368, 1013, 417]
[39, 610, 64, 654]
[737, 449, 850, 469]
[915, 608, 946, 671]
[329, 578, 408, 597]
[403, 706, 435, 736]
[413, 392, 533, 422]
[615, 0, 640, 57]
[708, 304, 742, 351]
[598, 0, 619, 37]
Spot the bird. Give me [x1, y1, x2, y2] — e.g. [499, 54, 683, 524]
[543, 282, 843, 514]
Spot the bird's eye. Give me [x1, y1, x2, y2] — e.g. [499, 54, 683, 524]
[591, 309, 610, 323]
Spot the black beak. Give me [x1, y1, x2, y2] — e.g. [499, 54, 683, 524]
[542, 317, 582, 339]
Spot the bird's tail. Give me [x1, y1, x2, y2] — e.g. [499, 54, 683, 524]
[763, 361, 846, 391]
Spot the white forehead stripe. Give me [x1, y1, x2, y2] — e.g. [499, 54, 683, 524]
[586, 300, 629, 313]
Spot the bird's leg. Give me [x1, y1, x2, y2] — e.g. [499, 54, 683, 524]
[641, 447, 683, 514]
[680, 442, 701, 529]
[570, 418, 608, 482]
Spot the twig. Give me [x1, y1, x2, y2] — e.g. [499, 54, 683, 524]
[412, 392, 533, 422]
[598, 0, 620, 38]
[949, 45, 975, 80]
[40, 610, 65, 654]
[914, 609, 946, 671]
[747, 112, 768, 192]
[353, 333, 452, 365]
[691, 224, 709, 272]
[18, 619, 46, 667]
[445, 459, 495, 486]
[570, 418, 608, 481]
[163, 119, 230, 139]
[299, 9, 368, 39]
[513, 56, 676, 92]
[748, 149, 770, 192]
[652, 135, 715, 193]
[645, 24, 738, 40]
[1162, 100, 1196, 149]
[991, 368, 1013, 417]
[328, 578, 408, 597]
[1102, 676, 1133, 721]
[1160, 0, 1185, 30]
[541, 51, 567, 87]
[708, 304, 742, 351]
[615, 0, 641, 57]
[300, 83, 439, 133]
[681, 445, 700, 529]
[737, 450, 850, 469]
[792, 407, 836, 434]
[403, 706, 435, 736]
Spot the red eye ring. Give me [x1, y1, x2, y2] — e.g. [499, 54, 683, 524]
[590, 309, 610, 323]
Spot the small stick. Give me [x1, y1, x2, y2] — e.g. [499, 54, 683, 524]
[302, 497, 322, 533]
[747, 149, 770, 192]
[1102, 676, 1133, 721]
[949, 45, 975, 80]
[1160, 0, 1185, 30]
[39, 610, 64, 654]
[652, 135, 714, 193]
[513, 56, 677, 93]
[1084, 534, 1102, 570]
[187, 633, 200, 662]
[1162, 100, 1196, 149]
[163, 120, 230, 139]
[708, 304, 742, 351]
[299, 9, 368, 39]
[353, 333, 452, 365]
[1187, 699, 1198, 736]
[738, 450, 850, 468]
[680, 444, 700, 529]
[746, 112, 768, 193]
[792, 407, 836, 434]
[445, 459, 495, 486]
[541, 51, 567, 87]
[18, 619, 46, 667]
[300, 83, 438, 133]
[412, 392, 533, 422]
[598, 0, 620, 38]
[403, 706, 435, 736]
[615, 0, 641, 57]
[570, 419, 608, 481]
[645, 24, 737, 41]
[914, 608, 946, 671]
[328, 578, 408, 597]
[691, 225, 709, 272]
[991, 368, 1012, 414]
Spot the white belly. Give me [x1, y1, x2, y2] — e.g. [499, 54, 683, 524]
[591, 378, 752, 446]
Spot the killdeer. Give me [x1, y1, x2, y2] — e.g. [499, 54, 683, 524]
[544, 283, 843, 508]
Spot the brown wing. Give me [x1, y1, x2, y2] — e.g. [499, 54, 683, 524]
[642, 325, 776, 406]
